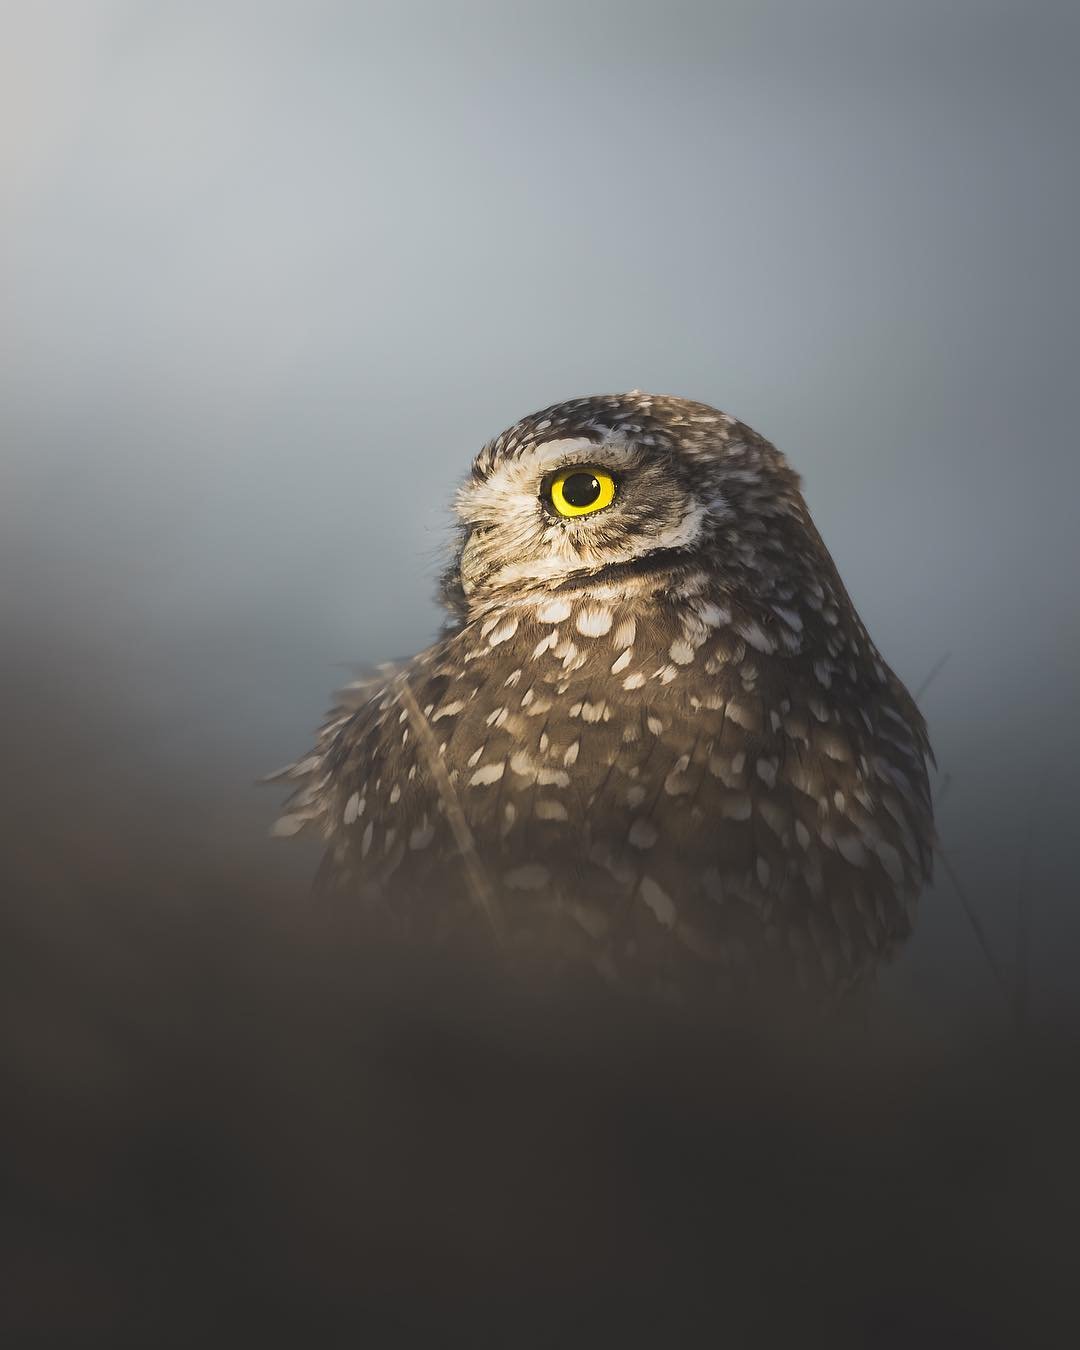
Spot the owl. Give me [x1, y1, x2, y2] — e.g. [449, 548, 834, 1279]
[275, 394, 934, 1001]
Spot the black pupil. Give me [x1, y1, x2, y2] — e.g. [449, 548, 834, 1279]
[561, 472, 602, 508]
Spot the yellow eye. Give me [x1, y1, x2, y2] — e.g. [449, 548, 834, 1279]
[548, 467, 616, 518]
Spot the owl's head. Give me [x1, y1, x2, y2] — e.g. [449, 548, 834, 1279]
[447, 393, 802, 613]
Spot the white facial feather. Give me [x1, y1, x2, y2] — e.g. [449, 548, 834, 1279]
[456, 437, 639, 526]
[456, 433, 710, 602]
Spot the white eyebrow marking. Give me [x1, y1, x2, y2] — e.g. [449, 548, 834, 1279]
[457, 437, 640, 525]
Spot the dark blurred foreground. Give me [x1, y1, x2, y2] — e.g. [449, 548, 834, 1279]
[2, 694, 1078, 1350]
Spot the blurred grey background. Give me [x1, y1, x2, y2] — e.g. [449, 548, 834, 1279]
[2, 0, 1078, 1027]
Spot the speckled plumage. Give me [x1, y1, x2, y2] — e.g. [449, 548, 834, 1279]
[276, 394, 934, 1000]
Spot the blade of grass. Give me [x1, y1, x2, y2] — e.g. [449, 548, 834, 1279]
[1014, 773, 1048, 1036]
[914, 650, 951, 702]
[936, 842, 1019, 1033]
[397, 676, 504, 944]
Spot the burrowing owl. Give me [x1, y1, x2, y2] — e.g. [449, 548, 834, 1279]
[276, 394, 933, 999]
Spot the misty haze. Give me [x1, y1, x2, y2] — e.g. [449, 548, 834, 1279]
[2, 3, 1078, 1344]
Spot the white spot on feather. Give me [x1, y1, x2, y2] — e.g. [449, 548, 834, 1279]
[431, 700, 464, 722]
[727, 699, 759, 731]
[536, 598, 572, 623]
[535, 799, 569, 821]
[576, 607, 613, 637]
[697, 601, 731, 628]
[510, 751, 537, 778]
[640, 877, 676, 928]
[669, 639, 695, 666]
[813, 660, 833, 689]
[469, 762, 505, 786]
[487, 617, 519, 646]
[736, 620, 776, 654]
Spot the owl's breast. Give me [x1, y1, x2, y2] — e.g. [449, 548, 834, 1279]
[310, 600, 932, 995]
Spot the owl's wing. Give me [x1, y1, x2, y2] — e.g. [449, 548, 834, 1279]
[270, 634, 666, 950]
[271, 645, 511, 922]
[269, 660, 408, 844]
